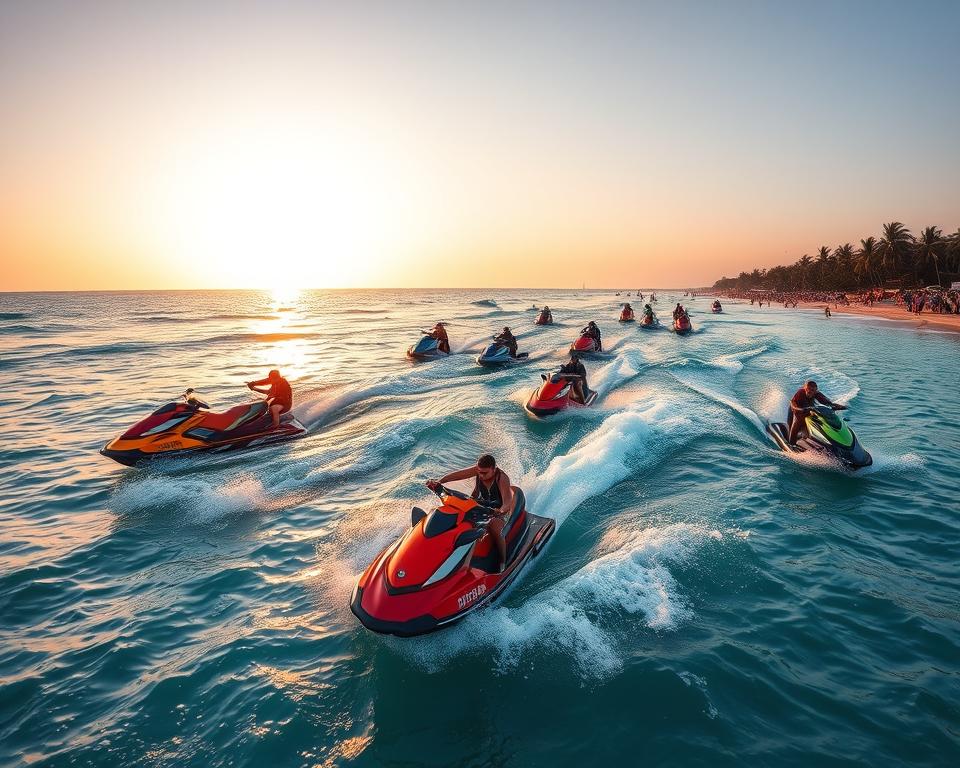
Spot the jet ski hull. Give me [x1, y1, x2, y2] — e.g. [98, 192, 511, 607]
[476, 343, 529, 367]
[766, 420, 873, 470]
[101, 402, 306, 466]
[407, 334, 449, 360]
[570, 334, 600, 355]
[351, 487, 555, 637]
[524, 380, 597, 418]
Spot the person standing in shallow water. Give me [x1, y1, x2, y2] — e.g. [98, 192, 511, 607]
[429, 454, 514, 573]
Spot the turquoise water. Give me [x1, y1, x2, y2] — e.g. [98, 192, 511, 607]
[1, 289, 958, 767]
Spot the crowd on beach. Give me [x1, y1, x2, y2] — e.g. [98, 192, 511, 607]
[711, 287, 960, 315]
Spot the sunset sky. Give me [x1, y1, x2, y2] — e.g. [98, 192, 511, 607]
[1, 0, 958, 291]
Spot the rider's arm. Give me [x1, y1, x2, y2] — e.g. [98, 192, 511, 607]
[497, 476, 514, 519]
[814, 392, 834, 407]
[438, 467, 478, 484]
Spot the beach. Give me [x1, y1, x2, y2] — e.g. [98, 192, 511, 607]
[825, 302, 960, 334]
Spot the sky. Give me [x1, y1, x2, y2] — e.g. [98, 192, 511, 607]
[1, 0, 958, 291]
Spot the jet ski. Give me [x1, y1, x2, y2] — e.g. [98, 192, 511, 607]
[407, 331, 450, 360]
[619, 307, 636, 323]
[100, 390, 306, 466]
[711, 301, 723, 313]
[535, 309, 553, 325]
[639, 312, 659, 329]
[673, 314, 693, 335]
[350, 482, 555, 636]
[766, 404, 872, 470]
[571, 333, 600, 355]
[476, 339, 529, 367]
[524, 370, 597, 417]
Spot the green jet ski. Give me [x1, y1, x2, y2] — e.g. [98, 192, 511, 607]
[767, 403, 873, 470]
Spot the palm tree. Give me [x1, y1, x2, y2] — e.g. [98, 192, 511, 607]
[797, 254, 813, 288]
[946, 227, 960, 273]
[877, 221, 914, 283]
[855, 237, 880, 288]
[914, 226, 945, 286]
[815, 246, 832, 288]
[834, 243, 855, 290]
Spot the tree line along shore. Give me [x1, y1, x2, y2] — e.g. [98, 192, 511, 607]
[712, 222, 960, 293]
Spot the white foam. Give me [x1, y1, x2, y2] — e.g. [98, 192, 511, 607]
[111, 474, 269, 522]
[524, 397, 693, 527]
[667, 367, 766, 435]
[394, 522, 723, 679]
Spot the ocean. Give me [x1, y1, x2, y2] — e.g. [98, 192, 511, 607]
[1, 288, 958, 767]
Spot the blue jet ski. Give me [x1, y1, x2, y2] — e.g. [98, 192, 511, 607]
[476, 340, 529, 367]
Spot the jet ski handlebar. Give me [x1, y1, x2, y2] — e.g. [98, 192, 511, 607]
[426, 481, 500, 514]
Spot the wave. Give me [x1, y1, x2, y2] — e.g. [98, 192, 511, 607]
[523, 396, 696, 527]
[341, 308, 389, 315]
[111, 474, 271, 523]
[471, 299, 499, 307]
[205, 331, 318, 344]
[0, 324, 49, 335]
[394, 522, 725, 679]
[0, 312, 30, 320]
[133, 313, 279, 324]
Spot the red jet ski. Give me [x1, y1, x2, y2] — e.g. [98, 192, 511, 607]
[100, 390, 306, 466]
[673, 313, 693, 335]
[524, 370, 597, 417]
[571, 333, 600, 355]
[350, 482, 555, 636]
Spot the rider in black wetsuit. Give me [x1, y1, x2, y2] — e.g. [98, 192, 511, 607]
[559, 352, 590, 403]
[581, 321, 602, 351]
[431, 454, 514, 572]
[495, 326, 518, 358]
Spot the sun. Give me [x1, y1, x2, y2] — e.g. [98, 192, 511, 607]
[150, 120, 407, 289]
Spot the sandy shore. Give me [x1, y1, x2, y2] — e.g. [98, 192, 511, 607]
[713, 296, 960, 334]
[818, 302, 960, 334]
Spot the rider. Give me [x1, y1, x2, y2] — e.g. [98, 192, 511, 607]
[560, 351, 590, 403]
[788, 379, 847, 445]
[673, 303, 684, 320]
[495, 326, 518, 358]
[247, 369, 293, 428]
[430, 454, 514, 572]
[581, 321, 602, 351]
[429, 322, 450, 353]
[622, 302, 634, 319]
[183, 388, 210, 410]
[642, 303, 655, 320]
[540, 305, 553, 323]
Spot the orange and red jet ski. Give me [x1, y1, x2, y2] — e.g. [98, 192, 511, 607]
[524, 369, 597, 417]
[350, 482, 555, 636]
[100, 390, 306, 466]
